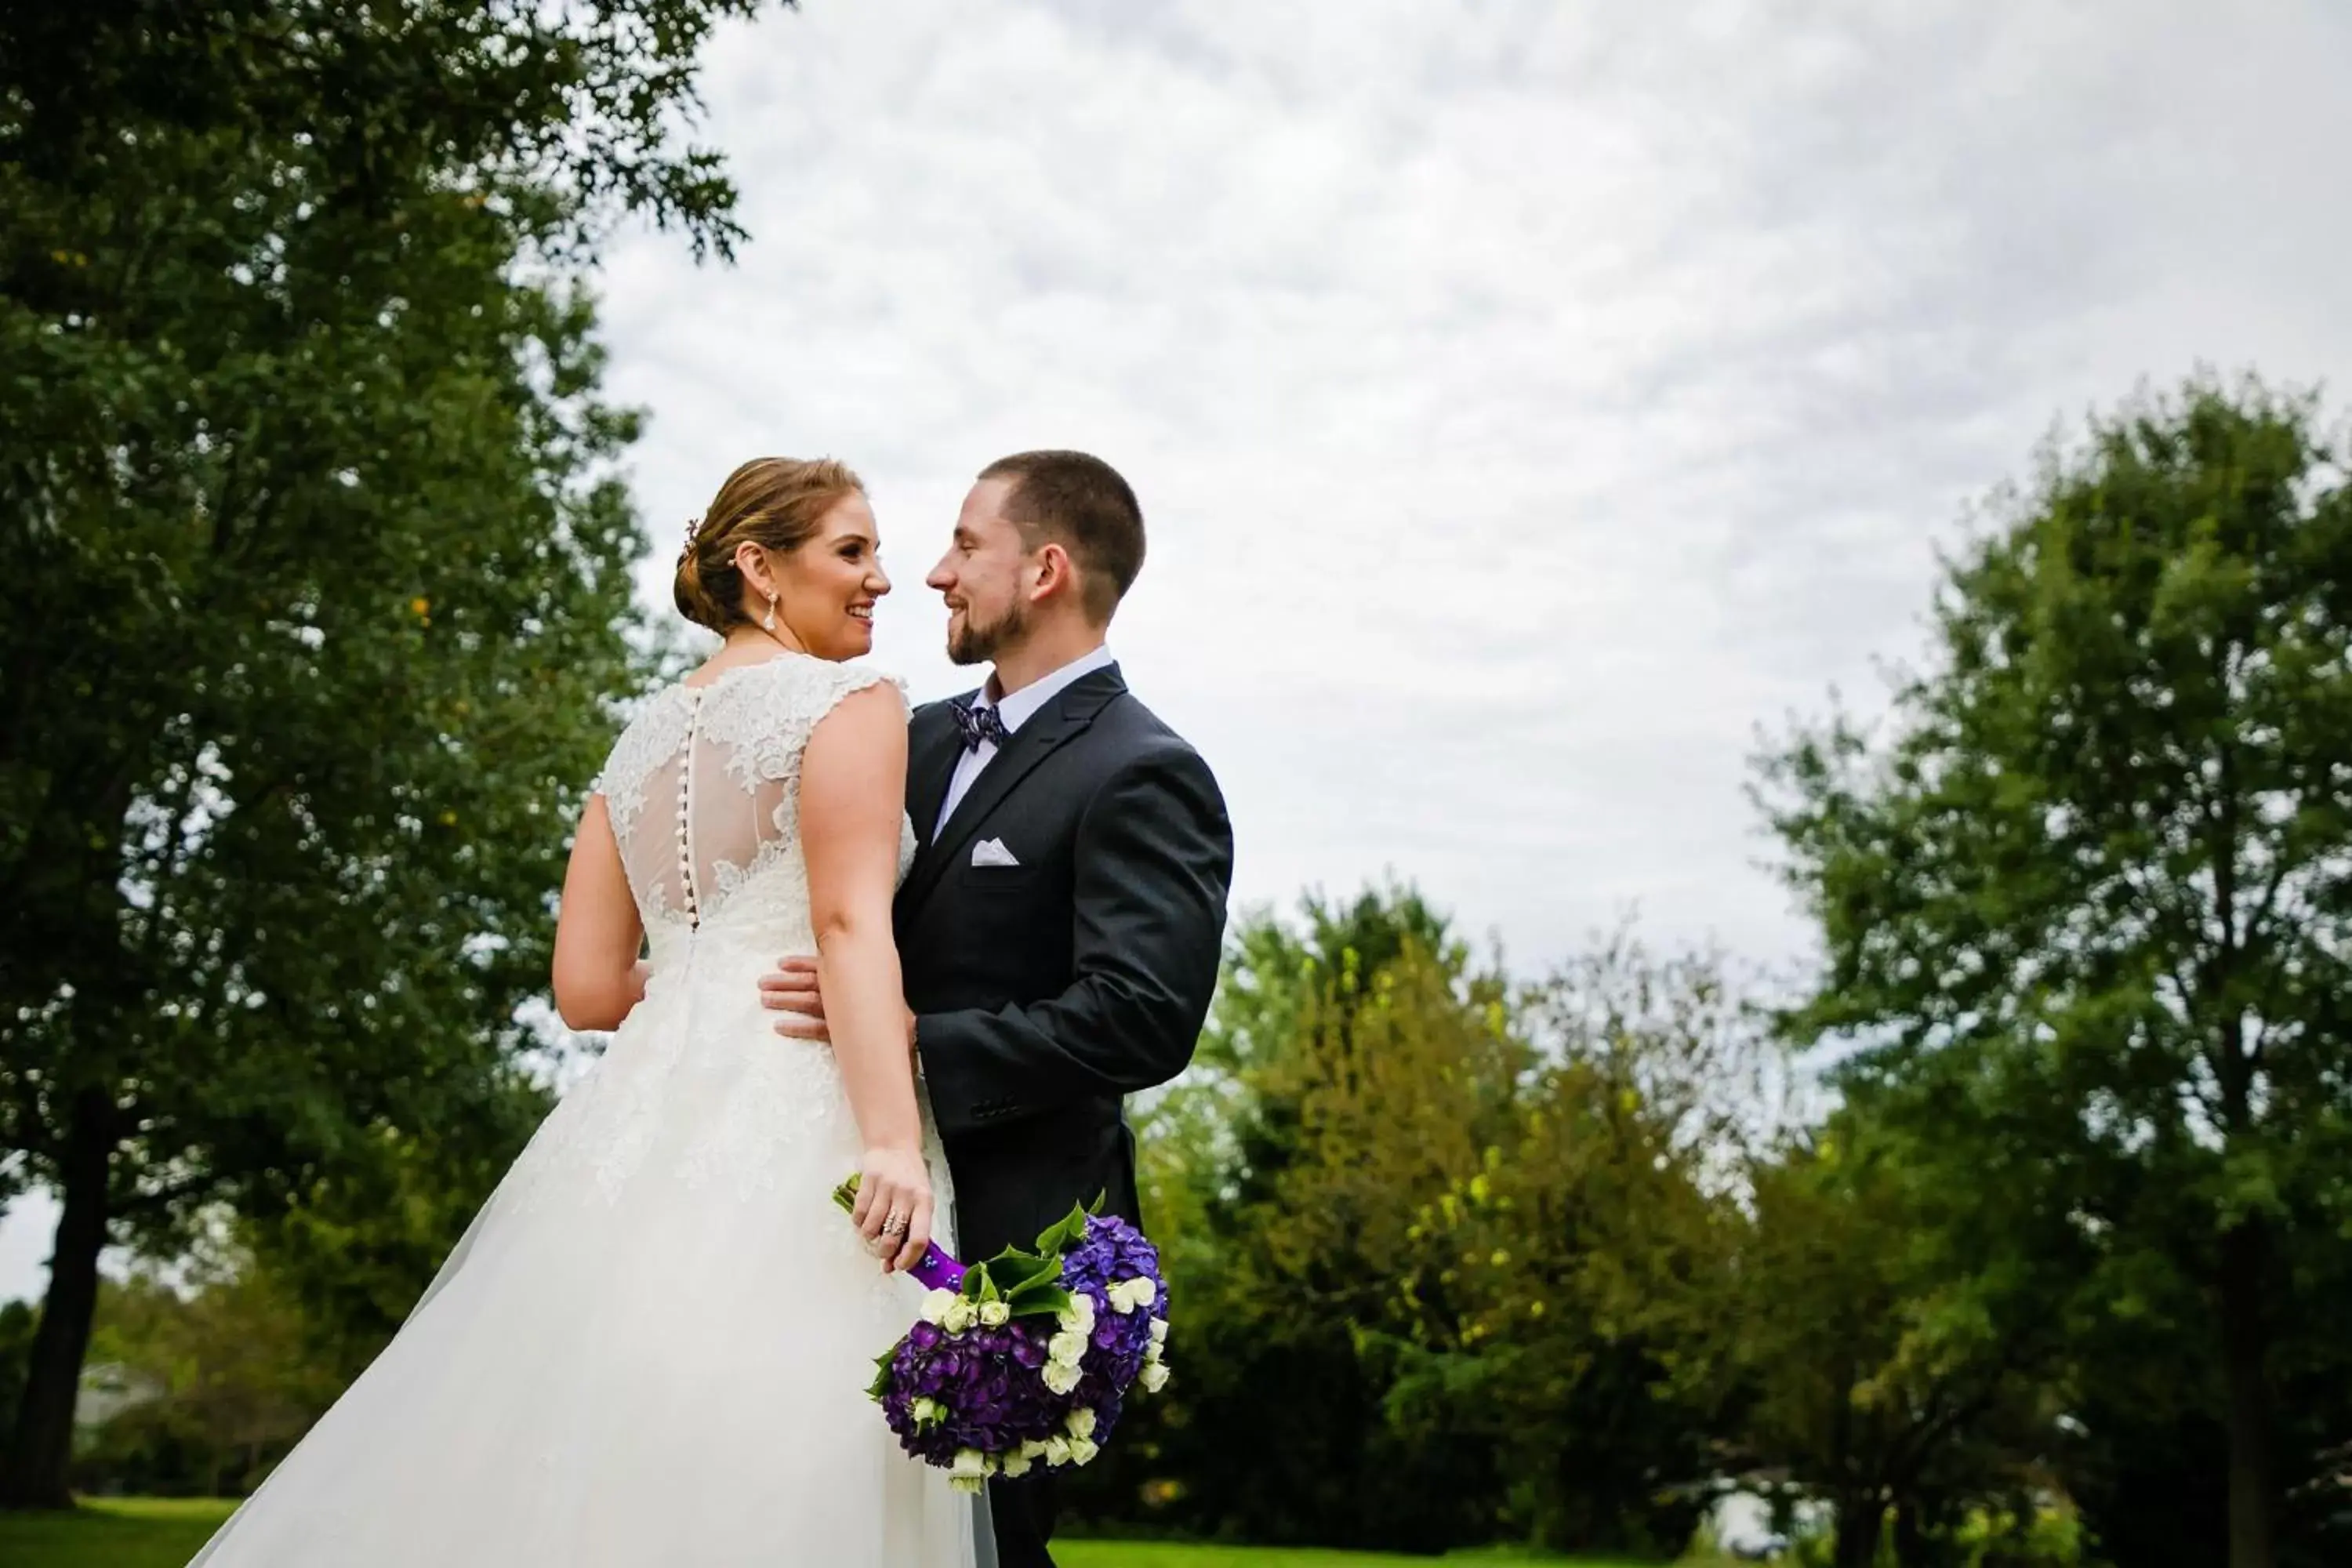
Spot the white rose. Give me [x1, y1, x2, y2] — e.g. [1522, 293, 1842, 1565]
[1108, 1276, 1160, 1314]
[1138, 1360, 1171, 1393]
[1057, 1292, 1095, 1333]
[949, 1449, 990, 1486]
[1001, 1450, 1033, 1479]
[942, 1298, 978, 1334]
[1149, 1316, 1169, 1345]
[910, 1397, 943, 1425]
[950, 1475, 986, 1495]
[919, 1289, 957, 1325]
[1065, 1407, 1097, 1441]
[1068, 1436, 1100, 1467]
[1021, 1439, 1051, 1460]
[1042, 1360, 1082, 1396]
[1043, 1436, 1073, 1468]
[1047, 1330, 1087, 1367]
[978, 1301, 1011, 1327]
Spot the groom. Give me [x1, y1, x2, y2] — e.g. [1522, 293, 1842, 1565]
[759, 450, 1233, 1566]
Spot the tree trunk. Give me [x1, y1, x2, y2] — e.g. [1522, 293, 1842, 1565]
[1891, 1490, 1963, 1567]
[0, 1087, 114, 1509]
[2218, 1217, 2277, 1568]
[1834, 1492, 1886, 1568]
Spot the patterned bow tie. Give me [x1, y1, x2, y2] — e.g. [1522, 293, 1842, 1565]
[951, 700, 1011, 753]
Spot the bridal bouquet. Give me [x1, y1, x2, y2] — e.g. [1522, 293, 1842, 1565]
[832, 1178, 1170, 1491]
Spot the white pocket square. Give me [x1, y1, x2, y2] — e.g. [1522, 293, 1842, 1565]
[971, 837, 1020, 868]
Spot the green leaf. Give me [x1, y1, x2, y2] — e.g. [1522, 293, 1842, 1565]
[1034, 1201, 1093, 1256]
[1005, 1283, 1074, 1320]
[983, 1254, 1061, 1294]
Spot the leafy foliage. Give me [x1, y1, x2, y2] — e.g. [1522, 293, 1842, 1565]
[70, 1246, 345, 1498]
[1073, 889, 1772, 1557]
[1755, 375, 2352, 1568]
[1730, 1109, 2074, 1568]
[1372, 934, 1770, 1555]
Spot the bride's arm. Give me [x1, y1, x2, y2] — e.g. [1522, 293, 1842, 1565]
[552, 795, 648, 1031]
[799, 681, 932, 1273]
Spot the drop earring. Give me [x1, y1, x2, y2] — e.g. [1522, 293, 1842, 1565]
[762, 593, 779, 633]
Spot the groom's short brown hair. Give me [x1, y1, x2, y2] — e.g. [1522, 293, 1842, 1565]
[978, 450, 1145, 623]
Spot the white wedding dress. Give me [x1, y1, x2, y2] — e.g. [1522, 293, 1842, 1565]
[191, 654, 977, 1567]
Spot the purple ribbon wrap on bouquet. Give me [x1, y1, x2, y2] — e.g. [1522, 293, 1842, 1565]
[829, 1174, 966, 1290]
[906, 1241, 966, 1292]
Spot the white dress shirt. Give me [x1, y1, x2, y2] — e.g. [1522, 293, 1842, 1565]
[934, 644, 1116, 840]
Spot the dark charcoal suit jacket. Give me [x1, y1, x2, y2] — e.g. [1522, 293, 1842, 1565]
[892, 662, 1232, 1266]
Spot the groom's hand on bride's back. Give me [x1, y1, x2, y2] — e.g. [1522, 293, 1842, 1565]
[759, 955, 828, 1039]
[759, 956, 915, 1058]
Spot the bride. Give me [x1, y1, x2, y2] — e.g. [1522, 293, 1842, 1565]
[191, 458, 978, 1566]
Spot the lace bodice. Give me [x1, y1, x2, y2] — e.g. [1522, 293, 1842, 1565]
[591, 655, 915, 949]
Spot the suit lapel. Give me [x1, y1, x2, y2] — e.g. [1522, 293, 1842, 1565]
[900, 665, 1126, 917]
[906, 700, 967, 845]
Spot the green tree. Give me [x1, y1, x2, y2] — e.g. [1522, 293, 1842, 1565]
[1082, 885, 1510, 1549]
[1732, 1109, 2071, 1568]
[73, 1245, 345, 1498]
[0, 0, 773, 1505]
[1755, 376, 2352, 1568]
[1098, 891, 1767, 1556]
[1381, 935, 1764, 1555]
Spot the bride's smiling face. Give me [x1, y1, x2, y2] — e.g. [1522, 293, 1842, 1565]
[745, 493, 890, 659]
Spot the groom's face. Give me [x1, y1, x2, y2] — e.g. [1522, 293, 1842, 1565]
[930, 477, 1035, 666]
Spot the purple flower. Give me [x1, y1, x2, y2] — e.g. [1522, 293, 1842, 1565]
[863, 1211, 1170, 1475]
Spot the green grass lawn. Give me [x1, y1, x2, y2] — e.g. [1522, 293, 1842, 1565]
[0, 1496, 240, 1568]
[1059, 1546, 1653, 1567]
[0, 1497, 1673, 1567]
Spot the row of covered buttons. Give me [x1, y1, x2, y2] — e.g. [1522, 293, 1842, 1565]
[676, 688, 702, 927]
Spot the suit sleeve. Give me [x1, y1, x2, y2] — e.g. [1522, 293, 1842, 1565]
[915, 742, 1233, 1138]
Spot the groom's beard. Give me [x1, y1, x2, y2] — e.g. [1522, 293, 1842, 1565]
[947, 598, 1031, 666]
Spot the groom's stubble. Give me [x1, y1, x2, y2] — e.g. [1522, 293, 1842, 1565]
[946, 595, 1033, 669]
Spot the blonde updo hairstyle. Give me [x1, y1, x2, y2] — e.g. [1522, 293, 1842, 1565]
[673, 457, 867, 634]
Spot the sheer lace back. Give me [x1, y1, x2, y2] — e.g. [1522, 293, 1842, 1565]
[592, 655, 910, 944]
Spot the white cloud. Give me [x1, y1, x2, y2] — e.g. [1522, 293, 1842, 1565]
[599, 0, 2352, 966]
[8, 0, 2349, 1301]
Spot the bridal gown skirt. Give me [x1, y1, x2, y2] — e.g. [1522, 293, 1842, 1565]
[190, 924, 976, 1567]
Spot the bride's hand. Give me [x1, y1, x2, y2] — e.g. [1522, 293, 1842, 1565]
[854, 1146, 933, 1274]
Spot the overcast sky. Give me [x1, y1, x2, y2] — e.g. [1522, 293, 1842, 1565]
[5, 0, 2348, 1301]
